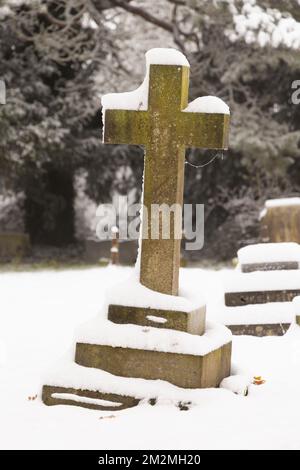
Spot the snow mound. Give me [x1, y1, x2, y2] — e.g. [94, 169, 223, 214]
[183, 96, 230, 115]
[238, 243, 300, 264]
[0, 340, 7, 367]
[105, 272, 205, 313]
[224, 270, 300, 294]
[260, 198, 300, 219]
[145, 48, 189, 67]
[222, 301, 294, 326]
[220, 375, 251, 396]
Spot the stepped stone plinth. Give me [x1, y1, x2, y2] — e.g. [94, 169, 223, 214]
[43, 310, 232, 409]
[224, 243, 300, 336]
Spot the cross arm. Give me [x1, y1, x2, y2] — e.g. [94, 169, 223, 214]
[179, 113, 230, 150]
[103, 109, 149, 146]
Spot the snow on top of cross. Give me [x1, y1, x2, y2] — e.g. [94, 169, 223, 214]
[238, 242, 300, 264]
[101, 48, 229, 119]
[183, 96, 230, 115]
[101, 81, 147, 113]
[101, 48, 189, 114]
[265, 197, 300, 208]
[145, 48, 189, 67]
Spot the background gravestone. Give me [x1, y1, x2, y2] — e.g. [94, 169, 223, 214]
[0, 232, 30, 261]
[224, 242, 300, 336]
[84, 238, 138, 265]
[260, 198, 300, 243]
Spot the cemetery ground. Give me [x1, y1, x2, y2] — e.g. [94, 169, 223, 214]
[1, 265, 300, 450]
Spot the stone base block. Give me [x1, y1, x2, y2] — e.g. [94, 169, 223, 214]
[228, 323, 290, 336]
[108, 303, 206, 335]
[42, 385, 139, 411]
[75, 341, 232, 389]
[241, 261, 299, 273]
[225, 289, 300, 306]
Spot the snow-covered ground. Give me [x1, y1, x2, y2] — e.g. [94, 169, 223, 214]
[1, 266, 300, 450]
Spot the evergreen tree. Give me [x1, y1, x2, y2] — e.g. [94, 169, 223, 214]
[1, 0, 299, 258]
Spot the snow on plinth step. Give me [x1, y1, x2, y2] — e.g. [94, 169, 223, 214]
[237, 243, 300, 272]
[42, 354, 236, 411]
[105, 274, 206, 335]
[76, 317, 231, 357]
[221, 301, 294, 326]
[105, 273, 205, 312]
[224, 269, 300, 307]
[73, 318, 232, 389]
[223, 304, 294, 336]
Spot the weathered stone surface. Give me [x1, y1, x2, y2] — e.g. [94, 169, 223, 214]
[104, 64, 229, 296]
[108, 303, 206, 335]
[261, 204, 300, 243]
[225, 289, 300, 306]
[241, 261, 299, 273]
[0, 232, 30, 260]
[75, 342, 232, 389]
[42, 385, 139, 411]
[228, 323, 290, 336]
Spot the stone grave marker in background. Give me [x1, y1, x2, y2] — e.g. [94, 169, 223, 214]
[110, 226, 119, 265]
[42, 48, 231, 410]
[0, 232, 30, 261]
[84, 238, 138, 265]
[224, 242, 300, 336]
[260, 198, 300, 243]
[238, 242, 300, 273]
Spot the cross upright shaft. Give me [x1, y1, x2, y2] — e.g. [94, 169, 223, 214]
[104, 63, 229, 296]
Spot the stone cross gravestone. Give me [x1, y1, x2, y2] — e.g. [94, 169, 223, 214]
[42, 49, 232, 411]
[104, 56, 229, 295]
